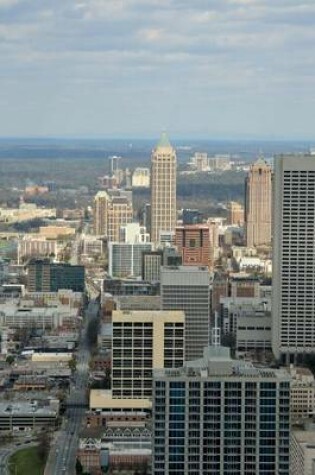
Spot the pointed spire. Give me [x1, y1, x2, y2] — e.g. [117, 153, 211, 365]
[157, 131, 171, 148]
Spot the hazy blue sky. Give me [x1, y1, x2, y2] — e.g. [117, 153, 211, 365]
[1, 0, 315, 138]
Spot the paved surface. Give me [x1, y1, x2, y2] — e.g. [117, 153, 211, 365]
[44, 300, 99, 475]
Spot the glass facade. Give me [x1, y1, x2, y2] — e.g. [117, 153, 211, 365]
[153, 377, 290, 475]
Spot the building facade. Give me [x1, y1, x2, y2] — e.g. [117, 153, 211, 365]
[93, 190, 133, 241]
[150, 133, 177, 243]
[228, 201, 245, 227]
[18, 237, 58, 263]
[152, 346, 290, 475]
[161, 266, 210, 361]
[142, 250, 163, 282]
[112, 310, 185, 399]
[175, 224, 211, 268]
[290, 429, 315, 475]
[27, 259, 85, 292]
[272, 155, 315, 361]
[245, 157, 272, 247]
[108, 242, 153, 279]
[132, 168, 150, 188]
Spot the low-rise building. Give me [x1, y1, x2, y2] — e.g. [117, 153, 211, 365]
[18, 236, 59, 263]
[90, 389, 152, 412]
[132, 168, 150, 188]
[291, 425, 315, 475]
[0, 401, 58, 433]
[288, 367, 315, 422]
[220, 296, 271, 335]
[236, 314, 272, 353]
[0, 302, 79, 329]
[38, 225, 75, 238]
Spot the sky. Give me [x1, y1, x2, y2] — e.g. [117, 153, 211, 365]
[1, 0, 315, 139]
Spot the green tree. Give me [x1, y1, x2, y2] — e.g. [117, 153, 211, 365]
[37, 431, 51, 462]
[68, 358, 77, 372]
[76, 458, 83, 474]
[5, 355, 14, 365]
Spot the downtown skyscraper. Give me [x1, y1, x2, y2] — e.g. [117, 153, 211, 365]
[150, 133, 177, 243]
[152, 346, 290, 475]
[245, 157, 272, 248]
[272, 154, 315, 362]
[161, 265, 210, 361]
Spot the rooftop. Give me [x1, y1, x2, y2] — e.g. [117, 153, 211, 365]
[156, 132, 171, 149]
[0, 401, 57, 416]
[154, 346, 290, 381]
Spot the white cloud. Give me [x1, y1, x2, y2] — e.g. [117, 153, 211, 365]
[0, 0, 314, 137]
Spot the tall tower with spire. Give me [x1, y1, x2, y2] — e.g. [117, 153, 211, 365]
[245, 157, 272, 248]
[150, 133, 177, 243]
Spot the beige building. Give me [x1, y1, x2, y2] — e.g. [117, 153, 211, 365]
[245, 157, 272, 247]
[288, 366, 315, 421]
[90, 389, 152, 412]
[93, 190, 133, 242]
[112, 310, 185, 399]
[0, 205, 56, 224]
[228, 201, 245, 226]
[150, 133, 177, 243]
[18, 236, 59, 263]
[132, 168, 150, 188]
[93, 191, 108, 236]
[39, 226, 75, 239]
[290, 428, 315, 475]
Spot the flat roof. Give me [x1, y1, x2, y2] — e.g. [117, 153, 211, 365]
[90, 390, 152, 410]
[0, 402, 57, 416]
[112, 310, 184, 323]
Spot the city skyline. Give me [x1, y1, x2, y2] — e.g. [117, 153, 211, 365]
[0, 1, 315, 138]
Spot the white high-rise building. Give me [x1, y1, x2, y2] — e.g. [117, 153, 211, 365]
[272, 155, 315, 362]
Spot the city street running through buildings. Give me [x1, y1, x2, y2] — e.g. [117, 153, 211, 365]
[44, 299, 100, 475]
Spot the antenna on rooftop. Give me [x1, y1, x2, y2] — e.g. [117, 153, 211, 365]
[211, 311, 221, 347]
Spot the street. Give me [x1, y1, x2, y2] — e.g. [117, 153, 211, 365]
[44, 300, 99, 475]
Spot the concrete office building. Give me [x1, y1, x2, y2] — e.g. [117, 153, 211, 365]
[245, 157, 272, 247]
[150, 133, 177, 243]
[152, 346, 290, 475]
[112, 310, 185, 399]
[290, 428, 315, 475]
[272, 155, 315, 362]
[288, 366, 315, 422]
[236, 314, 272, 354]
[132, 168, 150, 188]
[18, 237, 58, 263]
[219, 296, 271, 335]
[142, 250, 163, 282]
[93, 190, 133, 242]
[93, 191, 108, 236]
[119, 222, 149, 244]
[228, 201, 245, 227]
[161, 266, 210, 361]
[108, 242, 153, 279]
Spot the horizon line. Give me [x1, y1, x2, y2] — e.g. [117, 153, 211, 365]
[0, 135, 315, 143]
